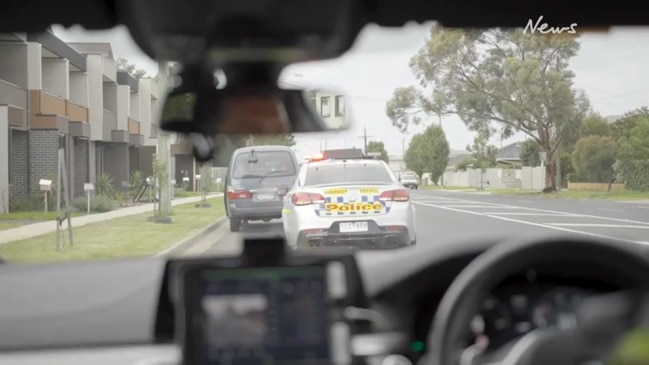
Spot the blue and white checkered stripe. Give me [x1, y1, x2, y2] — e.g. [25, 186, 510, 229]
[313, 195, 392, 216]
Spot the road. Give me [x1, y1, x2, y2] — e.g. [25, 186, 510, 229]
[180, 191, 649, 256]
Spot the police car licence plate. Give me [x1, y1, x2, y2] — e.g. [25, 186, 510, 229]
[339, 222, 368, 233]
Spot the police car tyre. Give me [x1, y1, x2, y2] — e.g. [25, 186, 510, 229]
[229, 218, 241, 232]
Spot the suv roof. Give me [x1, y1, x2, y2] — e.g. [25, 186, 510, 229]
[306, 158, 387, 166]
[234, 145, 296, 154]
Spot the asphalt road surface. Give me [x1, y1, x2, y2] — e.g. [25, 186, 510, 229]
[183, 191, 649, 256]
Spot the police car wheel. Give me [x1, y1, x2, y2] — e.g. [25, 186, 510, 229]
[229, 218, 242, 232]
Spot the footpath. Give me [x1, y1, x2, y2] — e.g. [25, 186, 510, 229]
[0, 194, 223, 245]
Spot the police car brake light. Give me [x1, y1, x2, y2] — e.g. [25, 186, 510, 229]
[379, 188, 409, 202]
[292, 192, 325, 206]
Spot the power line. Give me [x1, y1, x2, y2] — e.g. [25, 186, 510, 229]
[358, 127, 373, 155]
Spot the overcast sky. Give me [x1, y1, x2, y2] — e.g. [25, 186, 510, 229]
[53, 24, 649, 159]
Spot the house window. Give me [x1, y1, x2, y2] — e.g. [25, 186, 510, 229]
[335, 95, 345, 117]
[320, 96, 331, 118]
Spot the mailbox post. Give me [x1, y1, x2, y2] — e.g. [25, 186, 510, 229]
[84, 183, 94, 214]
[39, 179, 52, 212]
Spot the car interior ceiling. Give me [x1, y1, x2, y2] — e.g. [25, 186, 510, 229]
[3, 1, 649, 365]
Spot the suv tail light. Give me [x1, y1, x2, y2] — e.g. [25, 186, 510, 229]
[379, 188, 409, 202]
[227, 186, 252, 200]
[292, 192, 326, 206]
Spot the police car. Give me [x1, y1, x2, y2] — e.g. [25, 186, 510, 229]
[282, 155, 416, 249]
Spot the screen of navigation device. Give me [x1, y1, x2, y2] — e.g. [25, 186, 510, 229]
[200, 266, 330, 365]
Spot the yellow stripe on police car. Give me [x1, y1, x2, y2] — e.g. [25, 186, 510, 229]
[324, 188, 348, 195]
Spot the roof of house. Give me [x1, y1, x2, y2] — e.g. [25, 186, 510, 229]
[496, 141, 523, 161]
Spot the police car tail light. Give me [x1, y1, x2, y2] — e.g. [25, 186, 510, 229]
[379, 188, 409, 202]
[227, 186, 252, 200]
[292, 192, 325, 206]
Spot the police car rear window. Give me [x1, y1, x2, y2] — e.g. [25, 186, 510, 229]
[232, 151, 296, 179]
[304, 163, 394, 185]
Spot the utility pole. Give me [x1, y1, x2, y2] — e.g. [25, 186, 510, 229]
[157, 61, 172, 215]
[358, 127, 373, 155]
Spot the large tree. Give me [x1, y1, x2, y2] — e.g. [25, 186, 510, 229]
[404, 125, 450, 185]
[520, 139, 541, 167]
[386, 26, 590, 191]
[366, 141, 390, 162]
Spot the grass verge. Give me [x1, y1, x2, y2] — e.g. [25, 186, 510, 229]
[0, 222, 23, 231]
[0, 197, 225, 263]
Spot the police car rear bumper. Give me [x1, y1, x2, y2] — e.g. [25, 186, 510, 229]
[297, 223, 411, 249]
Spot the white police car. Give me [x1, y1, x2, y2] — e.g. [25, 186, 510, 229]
[282, 156, 416, 249]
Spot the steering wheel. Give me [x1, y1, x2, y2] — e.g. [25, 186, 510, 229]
[424, 235, 649, 365]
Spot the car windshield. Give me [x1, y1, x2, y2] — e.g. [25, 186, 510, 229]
[304, 163, 394, 186]
[232, 151, 296, 179]
[0, 23, 648, 264]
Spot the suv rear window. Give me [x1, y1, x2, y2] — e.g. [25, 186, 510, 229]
[232, 151, 296, 179]
[304, 163, 394, 186]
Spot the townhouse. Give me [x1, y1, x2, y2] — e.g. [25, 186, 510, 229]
[0, 31, 167, 213]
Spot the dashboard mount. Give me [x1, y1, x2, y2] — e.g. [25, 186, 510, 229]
[168, 237, 369, 365]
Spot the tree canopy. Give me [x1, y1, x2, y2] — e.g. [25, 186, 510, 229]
[386, 26, 590, 191]
[572, 136, 618, 183]
[520, 139, 541, 167]
[116, 57, 147, 79]
[404, 125, 450, 185]
[580, 114, 610, 137]
[366, 141, 390, 162]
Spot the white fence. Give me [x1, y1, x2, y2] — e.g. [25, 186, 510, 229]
[424, 166, 545, 189]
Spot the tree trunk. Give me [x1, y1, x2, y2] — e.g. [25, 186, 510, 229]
[544, 161, 557, 192]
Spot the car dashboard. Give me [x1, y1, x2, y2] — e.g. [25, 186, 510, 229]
[0, 236, 645, 365]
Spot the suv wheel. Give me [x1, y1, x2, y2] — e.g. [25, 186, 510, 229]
[230, 218, 242, 232]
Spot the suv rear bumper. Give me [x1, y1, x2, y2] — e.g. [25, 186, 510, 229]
[228, 202, 283, 220]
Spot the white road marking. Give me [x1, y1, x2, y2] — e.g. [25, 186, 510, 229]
[483, 214, 649, 246]
[442, 205, 521, 209]
[480, 213, 572, 216]
[597, 208, 626, 212]
[413, 196, 649, 246]
[414, 195, 649, 226]
[545, 223, 649, 229]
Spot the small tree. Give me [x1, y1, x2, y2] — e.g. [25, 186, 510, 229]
[366, 141, 390, 162]
[404, 125, 450, 185]
[466, 131, 498, 189]
[572, 136, 618, 183]
[151, 154, 172, 222]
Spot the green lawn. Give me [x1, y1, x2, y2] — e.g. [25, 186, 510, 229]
[0, 222, 23, 231]
[0, 197, 225, 264]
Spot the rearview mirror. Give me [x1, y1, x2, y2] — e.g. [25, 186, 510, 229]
[160, 79, 351, 135]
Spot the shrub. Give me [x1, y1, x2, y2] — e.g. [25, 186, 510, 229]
[73, 195, 116, 213]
